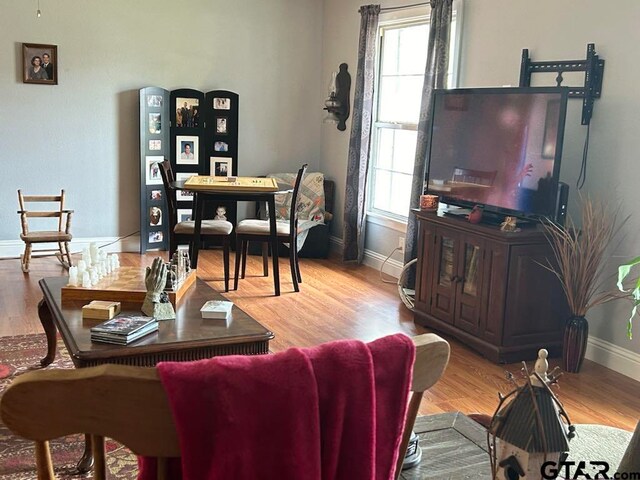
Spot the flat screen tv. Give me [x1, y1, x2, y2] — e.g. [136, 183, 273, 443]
[426, 87, 569, 220]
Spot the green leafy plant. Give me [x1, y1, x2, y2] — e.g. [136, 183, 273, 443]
[617, 257, 640, 339]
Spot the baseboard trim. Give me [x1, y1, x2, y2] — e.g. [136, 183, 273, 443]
[0, 236, 141, 258]
[329, 235, 404, 279]
[585, 336, 640, 382]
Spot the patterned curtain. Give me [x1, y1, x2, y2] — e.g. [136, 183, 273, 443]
[342, 4, 380, 263]
[403, 0, 453, 284]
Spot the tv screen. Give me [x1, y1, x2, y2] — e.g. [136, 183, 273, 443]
[426, 87, 568, 219]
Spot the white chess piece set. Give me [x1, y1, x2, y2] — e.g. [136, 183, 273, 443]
[67, 242, 120, 288]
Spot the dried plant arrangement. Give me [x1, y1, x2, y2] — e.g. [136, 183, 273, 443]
[542, 196, 627, 317]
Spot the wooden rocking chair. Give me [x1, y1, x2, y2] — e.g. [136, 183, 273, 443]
[17, 189, 73, 273]
[0, 334, 450, 480]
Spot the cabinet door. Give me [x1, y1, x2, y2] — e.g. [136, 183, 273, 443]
[502, 244, 568, 346]
[430, 228, 460, 324]
[480, 243, 508, 344]
[453, 235, 484, 334]
[414, 220, 436, 313]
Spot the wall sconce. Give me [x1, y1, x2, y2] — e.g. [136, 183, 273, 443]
[323, 63, 351, 131]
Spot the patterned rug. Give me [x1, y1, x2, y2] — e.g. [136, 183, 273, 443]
[0, 334, 137, 479]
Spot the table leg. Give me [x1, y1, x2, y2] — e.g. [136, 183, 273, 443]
[191, 193, 204, 269]
[268, 196, 280, 296]
[37, 298, 57, 367]
[76, 434, 94, 473]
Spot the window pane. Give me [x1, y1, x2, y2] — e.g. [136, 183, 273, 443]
[392, 130, 417, 174]
[378, 75, 424, 123]
[397, 25, 429, 75]
[372, 169, 392, 211]
[380, 29, 400, 75]
[376, 129, 394, 170]
[388, 172, 412, 216]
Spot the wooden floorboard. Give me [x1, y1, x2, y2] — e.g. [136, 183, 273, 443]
[0, 249, 638, 430]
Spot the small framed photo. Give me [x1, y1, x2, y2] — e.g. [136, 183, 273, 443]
[176, 135, 198, 165]
[215, 117, 228, 134]
[176, 97, 200, 128]
[176, 172, 196, 201]
[149, 206, 163, 226]
[22, 43, 57, 85]
[149, 113, 161, 134]
[149, 231, 164, 243]
[210, 157, 232, 177]
[177, 208, 193, 223]
[145, 156, 164, 185]
[149, 139, 162, 151]
[147, 95, 163, 108]
[214, 141, 229, 152]
[213, 97, 231, 110]
[150, 189, 162, 201]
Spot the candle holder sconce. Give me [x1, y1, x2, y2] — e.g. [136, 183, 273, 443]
[323, 63, 351, 131]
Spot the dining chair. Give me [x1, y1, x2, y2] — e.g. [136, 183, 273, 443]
[17, 189, 73, 273]
[159, 160, 233, 291]
[234, 164, 308, 294]
[0, 333, 450, 480]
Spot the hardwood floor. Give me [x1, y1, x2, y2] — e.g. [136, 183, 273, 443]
[1, 250, 638, 431]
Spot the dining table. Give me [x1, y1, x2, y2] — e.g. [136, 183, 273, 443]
[171, 176, 290, 296]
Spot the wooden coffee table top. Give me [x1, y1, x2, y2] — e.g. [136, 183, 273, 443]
[40, 276, 274, 365]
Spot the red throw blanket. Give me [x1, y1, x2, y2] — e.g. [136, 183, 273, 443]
[138, 334, 415, 480]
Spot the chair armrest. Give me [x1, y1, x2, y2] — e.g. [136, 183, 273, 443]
[411, 333, 450, 393]
[61, 209, 74, 213]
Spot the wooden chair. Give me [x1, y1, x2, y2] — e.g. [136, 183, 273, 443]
[234, 164, 308, 293]
[17, 189, 73, 273]
[0, 333, 450, 480]
[159, 160, 233, 292]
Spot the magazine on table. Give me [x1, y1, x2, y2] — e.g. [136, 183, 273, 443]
[90, 315, 157, 336]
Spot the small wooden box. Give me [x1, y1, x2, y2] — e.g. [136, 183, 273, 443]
[82, 300, 121, 320]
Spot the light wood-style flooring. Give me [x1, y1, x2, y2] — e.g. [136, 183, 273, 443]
[1, 250, 638, 431]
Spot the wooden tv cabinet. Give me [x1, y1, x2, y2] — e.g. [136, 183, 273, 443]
[413, 210, 568, 363]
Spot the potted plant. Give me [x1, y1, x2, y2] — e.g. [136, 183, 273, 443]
[617, 257, 640, 339]
[542, 197, 627, 373]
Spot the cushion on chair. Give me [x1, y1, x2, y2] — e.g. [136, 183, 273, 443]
[20, 231, 72, 243]
[236, 219, 290, 236]
[267, 172, 326, 224]
[174, 220, 233, 235]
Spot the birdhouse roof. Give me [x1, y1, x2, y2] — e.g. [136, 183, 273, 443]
[491, 385, 570, 453]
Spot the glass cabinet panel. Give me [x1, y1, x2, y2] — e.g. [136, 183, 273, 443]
[462, 243, 480, 296]
[438, 236, 455, 287]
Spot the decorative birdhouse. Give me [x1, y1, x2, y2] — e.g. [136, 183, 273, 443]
[488, 349, 575, 480]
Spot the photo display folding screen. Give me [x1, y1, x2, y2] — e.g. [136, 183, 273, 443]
[139, 87, 170, 253]
[139, 87, 240, 253]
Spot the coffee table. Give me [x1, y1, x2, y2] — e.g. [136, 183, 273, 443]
[37, 275, 274, 471]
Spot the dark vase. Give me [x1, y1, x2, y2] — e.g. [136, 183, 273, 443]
[563, 316, 589, 373]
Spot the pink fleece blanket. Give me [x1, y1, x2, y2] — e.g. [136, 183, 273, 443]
[138, 333, 415, 480]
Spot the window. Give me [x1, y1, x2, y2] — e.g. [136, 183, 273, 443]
[368, 9, 460, 223]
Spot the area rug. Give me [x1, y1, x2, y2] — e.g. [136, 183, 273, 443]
[0, 334, 137, 479]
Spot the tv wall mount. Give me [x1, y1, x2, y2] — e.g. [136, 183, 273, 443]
[519, 43, 604, 125]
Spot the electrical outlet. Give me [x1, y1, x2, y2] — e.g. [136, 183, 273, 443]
[398, 236, 405, 252]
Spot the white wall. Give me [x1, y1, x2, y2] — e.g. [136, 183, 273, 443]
[321, 0, 640, 358]
[0, 0, 323, 240]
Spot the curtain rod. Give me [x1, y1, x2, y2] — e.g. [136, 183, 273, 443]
[380, 2, 429, 12]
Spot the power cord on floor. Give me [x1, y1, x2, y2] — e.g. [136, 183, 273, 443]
[379, 246, 402, 284]
[0, 230, 140, 261]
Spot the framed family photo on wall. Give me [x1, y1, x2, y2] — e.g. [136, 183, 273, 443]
[22, 43, 57, 85]
[210, 157, 232, 177]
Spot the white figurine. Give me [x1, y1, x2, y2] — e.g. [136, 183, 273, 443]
[113, 254, 120, 269]
[89, 268, 99, 286]
[82, 247, 91, 267]
[77, 260, 87, 274]
[90, 242, 99, 266]
[81, 271, 91, 288]
[530, 348, 549, 387]
[67, 266, 78, 287]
